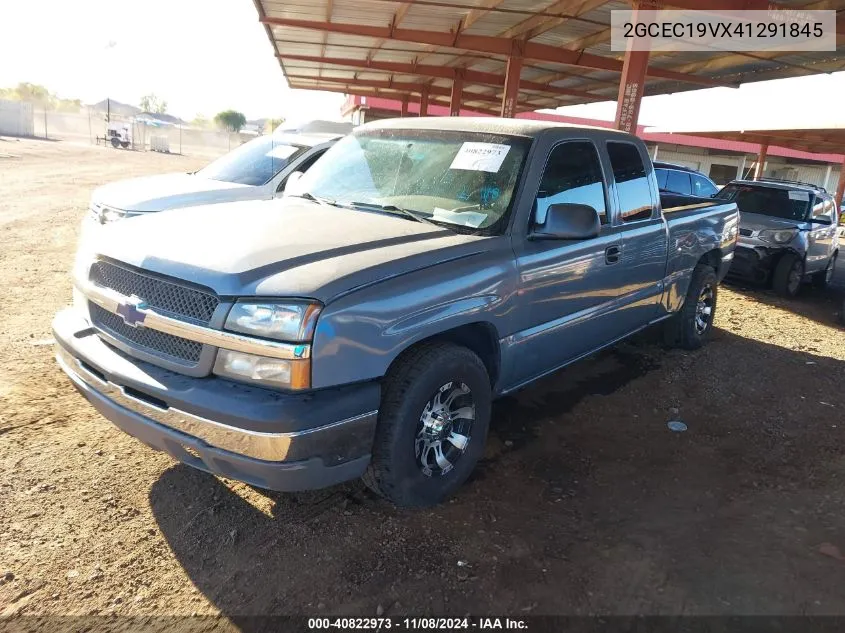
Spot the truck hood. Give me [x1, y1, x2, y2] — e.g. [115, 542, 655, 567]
[91, 173, 264, 213]
[739, 212, 805, 233]
[90, 198, 491, 302]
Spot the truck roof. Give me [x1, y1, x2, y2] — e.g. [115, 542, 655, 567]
[357, 116, 633, 139]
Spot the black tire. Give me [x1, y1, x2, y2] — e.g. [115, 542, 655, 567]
[363, 342, 492, 507]
[664, 264, 718, 350]
[110, 136, 120, 148]
[120, 141, 129, 148]
[772, 253, 804, 297]
[812, 255, 836, 289]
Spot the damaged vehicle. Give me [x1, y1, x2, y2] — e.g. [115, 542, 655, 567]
[717, 179, 839, 297]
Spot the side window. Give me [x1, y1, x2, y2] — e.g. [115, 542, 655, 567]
[607, 142, 654, 222]
[811, 196, 833, 221]
[277, 149, 326, 191]
[666, 169, 691, 195]
[535, 141, 607, 225]
[655, 168, 668, 189]
[692, 174, 718, 197]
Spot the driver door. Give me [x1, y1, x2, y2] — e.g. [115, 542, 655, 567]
[506, 140, 628, 388]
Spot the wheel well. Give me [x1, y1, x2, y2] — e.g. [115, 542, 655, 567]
[392, 323, 501, 388]
[699, 249, 721, 272]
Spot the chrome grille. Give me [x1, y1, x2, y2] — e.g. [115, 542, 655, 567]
[89, 261, 218, 324]
[89, 303, 203, 365]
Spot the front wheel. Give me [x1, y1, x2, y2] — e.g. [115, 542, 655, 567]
[772, 253, 804, 297]
[363, 342, 491, 507]
[664, 263, 718, 350]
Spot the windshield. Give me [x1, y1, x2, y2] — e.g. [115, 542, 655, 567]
[294, 129, 531, 233]
[716, 184, 812, 221]
[197, 136, 306, 186]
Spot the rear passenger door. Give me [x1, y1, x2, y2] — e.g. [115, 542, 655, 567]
[806, 195, 837, 272]
[605, 141, 668, 328]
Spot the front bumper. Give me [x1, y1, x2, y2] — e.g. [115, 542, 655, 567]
[728, 245, 792, 282]
[53, 308, 379, 491]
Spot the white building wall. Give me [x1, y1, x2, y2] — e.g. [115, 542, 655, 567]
[0, 100, 34, 137]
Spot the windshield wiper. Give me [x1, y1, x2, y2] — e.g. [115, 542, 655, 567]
[290, 192, 338, 207]
[346, 201, 441, 227]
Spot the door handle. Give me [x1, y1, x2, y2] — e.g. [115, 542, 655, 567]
[605, 245, 621, 265]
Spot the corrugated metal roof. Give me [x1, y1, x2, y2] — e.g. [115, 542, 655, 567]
[254, 0, 845, 114]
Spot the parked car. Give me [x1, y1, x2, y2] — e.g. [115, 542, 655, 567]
[54, 118, 739, 507]
[86, 123, 352, 224]
[653, 161, 719, 197]
[716, 178, 839, 297]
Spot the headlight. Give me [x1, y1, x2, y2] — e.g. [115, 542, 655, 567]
[758, 228, 798, 244]
[224, 301, 321, 342]
[214, 349, 310, 390]
[90, 202, 127, 224]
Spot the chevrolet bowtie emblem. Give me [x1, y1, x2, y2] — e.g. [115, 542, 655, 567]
[116, 296, 148, 328]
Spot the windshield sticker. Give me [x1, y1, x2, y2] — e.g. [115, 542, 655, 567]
[788, 190, 810, 201]
[449, 142, 510, 173]
[266, 145, 298, 160]
[433, 207, 487, 228]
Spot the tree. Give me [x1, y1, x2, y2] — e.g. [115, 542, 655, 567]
[14, 82, 51, 105]
[139, 93, 168, 114]
[191, 114, 210, 129]
[214, 110, 247, 133]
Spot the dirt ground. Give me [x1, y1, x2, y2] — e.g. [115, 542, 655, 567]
[1, 137, 845, 620]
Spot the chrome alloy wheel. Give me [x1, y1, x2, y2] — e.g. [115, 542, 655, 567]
[694, 284, 714, 335]
[415, 381, 475, 477]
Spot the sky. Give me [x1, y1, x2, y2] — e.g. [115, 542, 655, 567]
[1, 0, 843, 126]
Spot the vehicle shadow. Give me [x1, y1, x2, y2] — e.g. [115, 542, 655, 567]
[149, 329, 845, 618]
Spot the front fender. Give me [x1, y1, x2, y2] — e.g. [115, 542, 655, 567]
[310, 238, 517, 389]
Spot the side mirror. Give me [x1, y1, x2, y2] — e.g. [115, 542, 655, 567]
[531, 203, 601, 240]
[809, 215, 832, 225]
[282, 171, 304, 196]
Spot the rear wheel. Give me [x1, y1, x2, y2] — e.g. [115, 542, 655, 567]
[772, 254, 804, 297]
[664, 263, 718, 350]
[363, 342, 491, 507]
[812, 255, 836, 289]
[109, 136, 120, 148]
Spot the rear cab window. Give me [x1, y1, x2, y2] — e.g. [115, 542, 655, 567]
[607, 142, 654, 222]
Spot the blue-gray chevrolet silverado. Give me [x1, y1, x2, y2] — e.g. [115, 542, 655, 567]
[54, 118, 739, 507]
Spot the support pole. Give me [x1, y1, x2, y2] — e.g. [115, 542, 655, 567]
[400, 98, 409, 117]
[500, 48, 523, 118]
[614, 49, 649, 133]
[737, 155, 747, 180]
[419, 86, 429, 117]
[754, 143, 768, 180]
[835, 157, 845, 213]
[449, 70, 464, 117]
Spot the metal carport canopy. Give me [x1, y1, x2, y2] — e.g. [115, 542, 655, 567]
[645, 121, 845, 206]
[252, 0, 845, 125]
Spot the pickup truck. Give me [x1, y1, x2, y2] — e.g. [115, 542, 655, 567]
[54, 118, 739, 507]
